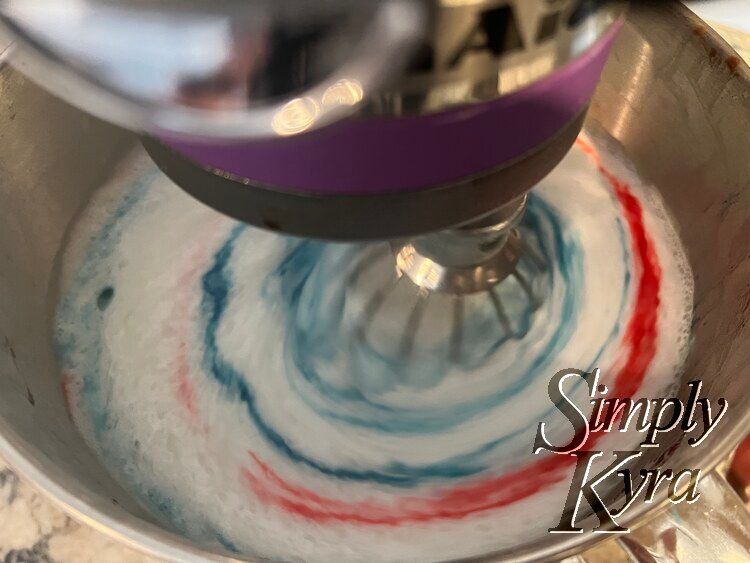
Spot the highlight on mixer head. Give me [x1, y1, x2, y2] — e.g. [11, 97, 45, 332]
[0, 0, 627, 139]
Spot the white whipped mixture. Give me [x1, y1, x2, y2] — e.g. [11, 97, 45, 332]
[54, 135, 693, 562]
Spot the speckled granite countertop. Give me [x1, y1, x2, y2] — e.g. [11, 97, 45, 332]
[0, 12, 748, 563]
[0, 460, 154, 563]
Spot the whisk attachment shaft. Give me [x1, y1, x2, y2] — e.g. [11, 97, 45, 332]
[396, 230, 523, 295]
[395, 195, 528, 295]
[348, 194, 549, 380]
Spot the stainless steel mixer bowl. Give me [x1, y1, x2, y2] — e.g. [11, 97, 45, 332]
[0, 2, 748, 561]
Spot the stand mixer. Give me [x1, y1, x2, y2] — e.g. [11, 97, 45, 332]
[0, 0, 625, 375]
[2, 1, 626, 238]
[0, 1, 749, 562]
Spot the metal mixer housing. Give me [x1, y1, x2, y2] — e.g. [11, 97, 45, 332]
[0, 0, 626, 239]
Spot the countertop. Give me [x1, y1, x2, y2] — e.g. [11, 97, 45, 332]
[0, 460, 153, 562]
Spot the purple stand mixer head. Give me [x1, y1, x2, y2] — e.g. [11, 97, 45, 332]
[0, 0, 626, 239]
[161, 21, 621, 199]
[139, 1, 626, 240]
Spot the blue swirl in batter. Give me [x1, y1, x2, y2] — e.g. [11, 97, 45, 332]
[54, 173, 240, 553]
[196, 196, 631, 486]
[56, 172, 632, 493]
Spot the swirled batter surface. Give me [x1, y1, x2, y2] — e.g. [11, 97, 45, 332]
[55, 136, 693, 561]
